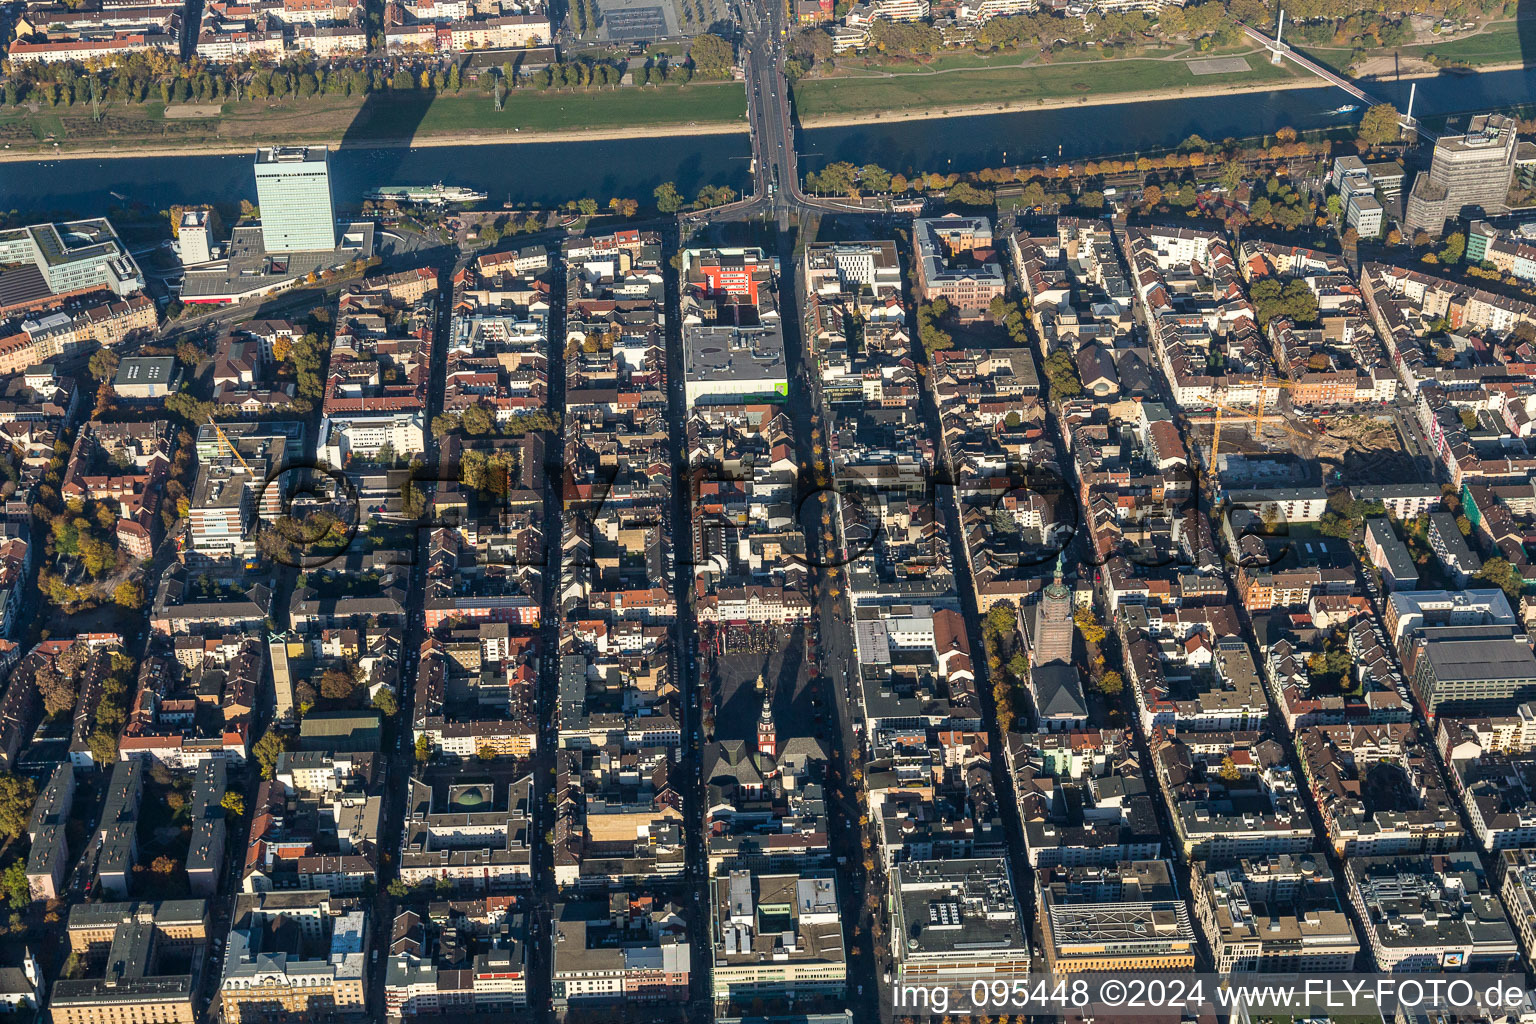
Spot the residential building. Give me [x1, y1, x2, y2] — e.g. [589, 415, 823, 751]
[219, 890, 367, 1023]
[51, 900, 208, 1024]
[1192, 855, 1360, 972]
[1365, 518, 1419, 592]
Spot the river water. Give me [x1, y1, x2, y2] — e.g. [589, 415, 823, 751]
[0, 65, 1531, 216]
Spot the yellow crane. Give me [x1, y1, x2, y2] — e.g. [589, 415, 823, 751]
[206, 416, 252, 474]
[1208, 378, 1311, 474]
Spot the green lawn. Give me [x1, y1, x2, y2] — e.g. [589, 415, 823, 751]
[1293, 19, 1532, 68]
[358, 84, 747, 137]
[794, 52, 1304, 119]
[834, 44, 1186, 75]
[0, 82, 746, 156]
[1399, 21, 1531, 65]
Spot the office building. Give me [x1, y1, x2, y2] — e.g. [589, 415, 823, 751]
[1346, 853, 1518, 971]
[912, 214, 1006, 315]
[680, 248, 788, 406]
[1407, 630, 1536, 719]
[1332, 155, 1386, 238]
[179, 210, 214, 266]
[550, 896, 690, 1007]
[710, 871, 847, 1012]
[0, 219, 144, 302]
[888, 859, 1031, 986]
[1405, 114, 1520, 236]
[254, 146, 337, 253]
[1036, 860, 1198, 972]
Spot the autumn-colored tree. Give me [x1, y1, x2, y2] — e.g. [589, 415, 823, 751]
[319, 666, 356, 701]
[35, 664, 76, 716]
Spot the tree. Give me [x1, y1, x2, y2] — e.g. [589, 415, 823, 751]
[577, 197, 598, 217]
[0, 772, 37, 842]
[1217, 755, 1242, 782]
[1041, 348, 1082, 400]
[916, 301, 953, 357]
[88, 348, 119, 382]
[387, 879, 408, 898]
[113, 580, 145, 609]
[415, 734, 432, 763]
[221, 791, 245, 817]
[319, 666, 357, 702]
[35, 663, 76, 716]
[1438, 231, 1466, 265]
[88, 729, 117, 765]
[1250, 277, 1320, 329]
[373, 687, 399, 717]
[689, 33, 735, 79]
[1073, 607, 1105, 646]
[1476, 557, 1524, 602]
[1357, 103, 1401, 148]
[1098, 670, 1123, 695]
[653, 181, 683, 214]
[0, 861, 28, 908]
[860, 163, 891, 193]
[252, 729, 285, 779]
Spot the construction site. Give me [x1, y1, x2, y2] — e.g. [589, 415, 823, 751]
[1190, 396, 1426, 488]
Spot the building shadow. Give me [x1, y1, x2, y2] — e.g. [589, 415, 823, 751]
[1520, 0, 1535, 75]
[335, 81, 439, 192]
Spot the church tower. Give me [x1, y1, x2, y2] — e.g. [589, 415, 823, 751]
[756, 675, 776, 758]
[1033, 552, 1074, 666]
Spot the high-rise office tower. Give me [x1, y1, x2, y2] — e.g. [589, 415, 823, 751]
[1404, 114, 1519, 236]
[253, 146, 336, 253]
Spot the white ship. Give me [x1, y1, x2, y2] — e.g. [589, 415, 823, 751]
[363, 183, 489, 206]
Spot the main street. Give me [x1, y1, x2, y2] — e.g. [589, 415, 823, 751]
[688, 0, 883, 228]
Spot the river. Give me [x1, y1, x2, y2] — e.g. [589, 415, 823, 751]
[0, 65, 1531, 216]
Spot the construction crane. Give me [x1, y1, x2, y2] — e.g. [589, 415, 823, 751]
[1207, 384, 1314, 477]
[206, 417, 261, 570]
[206, 416, 252, 474]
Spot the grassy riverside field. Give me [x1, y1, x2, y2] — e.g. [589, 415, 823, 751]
[0, 82, 748, 157]
[1292, 18, 1532, 70]
[792, 49, 1308, 121]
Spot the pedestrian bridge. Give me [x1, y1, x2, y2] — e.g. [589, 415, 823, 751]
[1240, 21, 1432, 139]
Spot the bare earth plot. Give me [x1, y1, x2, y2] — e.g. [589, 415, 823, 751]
[1316, 415, 1421, 483]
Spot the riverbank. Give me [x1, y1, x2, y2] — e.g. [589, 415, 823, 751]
[791, 48, 1317, 123]
[0, 118, 747, 164]
[0, 85, 746, 162]
[796, 64, 1323, 127]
